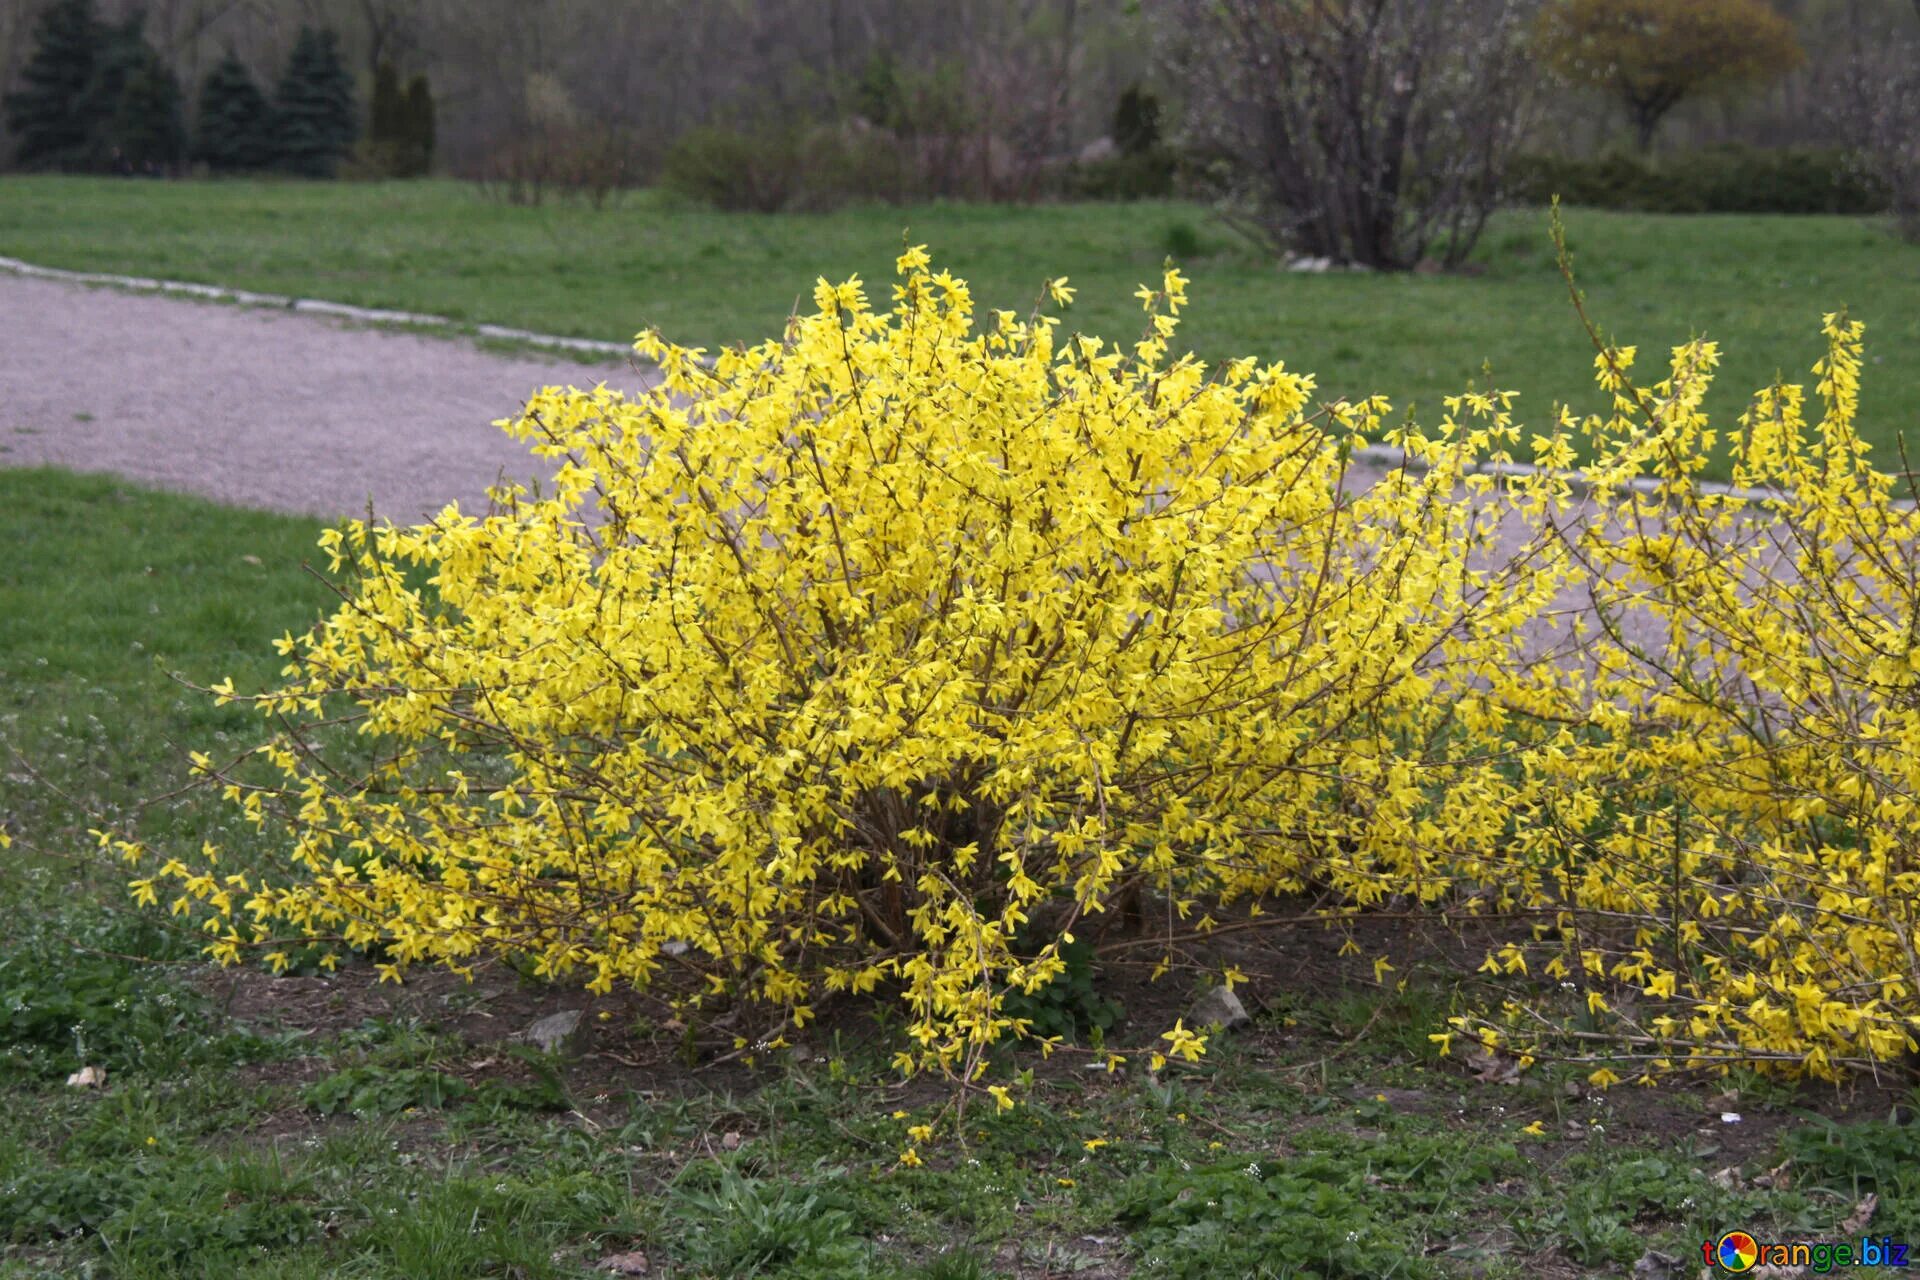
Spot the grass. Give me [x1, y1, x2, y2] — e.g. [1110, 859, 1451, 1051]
[3, 177, 1920, 475]
[3, 468, 1917, 1277]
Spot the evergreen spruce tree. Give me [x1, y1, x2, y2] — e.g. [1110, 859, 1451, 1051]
[76, 14, 149, 170]
[108, 43, 186, 172]
[271, 26, 356, 177]
[2, 0, 104, 169]
[402, 72, 434, 176]
[193, 50, 273, 172]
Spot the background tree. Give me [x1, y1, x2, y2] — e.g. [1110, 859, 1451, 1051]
[1162, 0, 1537, 271]
[270, 24, 354, 176]
[368, 57, 401, 142]
[401, 69, 433, 173]
[192, 47, 270, 171]
[2, 0, 102, 168]
[105, 32, 185, 170]
[1537, 0, 1804, 151]
[1827, 0, 1920, 240]
[1111, 83, 1159, 155]
[364, 59, 432, 175]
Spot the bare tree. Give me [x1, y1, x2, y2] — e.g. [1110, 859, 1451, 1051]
[1162, 0, 1538, 270]
[1828, 0, 1920, 239]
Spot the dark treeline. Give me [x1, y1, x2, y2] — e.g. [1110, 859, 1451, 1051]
[0, 0, 1154, 181]
[2, 0, 1916, 254]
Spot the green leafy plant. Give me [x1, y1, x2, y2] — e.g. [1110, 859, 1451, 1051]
[0, 904, 272, 1080]
[1001, 933, 1121, 1043]
[300, 1064, 473, 1116]
[670, 1165, 867, 1277]
[1114, 1158, 1423, 1279]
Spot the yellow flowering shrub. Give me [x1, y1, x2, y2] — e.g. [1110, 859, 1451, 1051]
[1440, 309, 1920, 1080]
[131, 242, 1920, 1086]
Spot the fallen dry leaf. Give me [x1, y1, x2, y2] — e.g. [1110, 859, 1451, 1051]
[594, 1250, 649, 1275]
[1465, 1048, 1521, 1085]
[1842, 1191, 1878, 1236]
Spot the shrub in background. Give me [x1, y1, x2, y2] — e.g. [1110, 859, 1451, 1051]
[1065, 84, 1176, 202]
[1163, 0, 1537, 269]
[403, 72, 436, 175]
[477, 71, 637, 208]
[659, 118, 808, 212]
[360, 61, 435, 178]
[1508, 146, 1888, 215]
[1829, 38, 1920, 242]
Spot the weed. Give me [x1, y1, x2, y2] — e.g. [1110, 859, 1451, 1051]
[1114, 1157, 1424, 1279]
[1001, 934, 1122, 1044]
[1780, 1109, 1920, 1234]
[670, 1164, 869, 1277]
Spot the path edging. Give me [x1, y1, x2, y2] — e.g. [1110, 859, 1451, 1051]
[0, 254, 633, 359]
[0, 253, 1815, 506]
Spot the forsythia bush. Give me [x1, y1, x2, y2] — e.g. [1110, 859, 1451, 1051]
[127, 246, 1920, 1090]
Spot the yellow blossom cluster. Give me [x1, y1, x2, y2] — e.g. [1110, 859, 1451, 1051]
[133, 245, 1920, 1085]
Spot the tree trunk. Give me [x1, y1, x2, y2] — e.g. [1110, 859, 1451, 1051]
[1632, 104, 1660, 153]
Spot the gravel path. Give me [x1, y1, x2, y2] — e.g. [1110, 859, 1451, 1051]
[0, 273, 652, 522]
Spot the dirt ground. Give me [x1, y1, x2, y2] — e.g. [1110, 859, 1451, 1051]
[0, 273, 654, 522]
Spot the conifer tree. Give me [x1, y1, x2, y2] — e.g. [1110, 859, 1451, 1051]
[2, 0, 103, 169]
[271, 26, 355, 177]
[402, 72, 435, 175]
[193, 50, 273, 172]
[107, 41, 186, 171]
[369, 60, 403, 147]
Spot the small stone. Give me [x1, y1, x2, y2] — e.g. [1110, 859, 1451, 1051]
[65, 1065, 106, 1089]
[594, 1250, 649, 1274]
[1186, 985, 1251, 1032]
[721, 1131, 742, 1151]
[1632, 1248, 1684, 1277]
[520, 1009, 590, 1058]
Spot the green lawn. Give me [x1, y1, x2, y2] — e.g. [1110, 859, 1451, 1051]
[4, 176, 1919, 472]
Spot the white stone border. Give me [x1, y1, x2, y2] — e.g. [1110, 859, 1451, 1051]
[4, 252, 1886, 508]
[0, 253, 633, 359]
